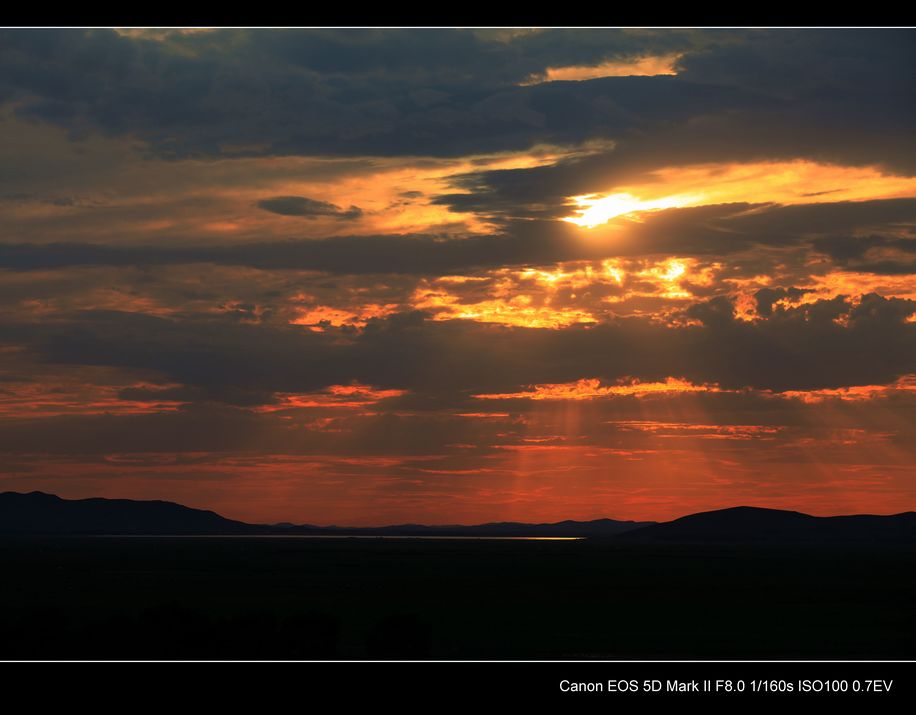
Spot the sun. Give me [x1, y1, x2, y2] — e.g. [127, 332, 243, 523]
[563, 192, 699, 228]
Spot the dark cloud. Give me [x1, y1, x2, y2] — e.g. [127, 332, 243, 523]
[256, 195, 362, 219]
[812, 235, 894, 262]
[754, 287, 811, 317]
[2, 28, 912, 171]
[811, 234, 916, 274]
[118, 384, 278, 407]
[0, 29, 712, 158]
[845, 260, 916, 275]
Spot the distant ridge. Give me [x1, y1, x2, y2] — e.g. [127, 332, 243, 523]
[0, 491, 257, 535]
[620, 505, 916, 544]
[0, 491, 652, 537]
[4, 493, 915, 543]
[278, 517, 656, 538]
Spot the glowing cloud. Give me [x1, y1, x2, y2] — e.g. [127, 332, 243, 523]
[411, 279, 599, 329]
[769, 376, 916, 404]
[474, 377, 718, 401]
[406, 258, 722, 328]
[256, 383, 406, 412]
[563, 192, 700, 228]
[521, 54, 682, 84]
[290, 303, 400, 331]
[563, 161, 916, 228]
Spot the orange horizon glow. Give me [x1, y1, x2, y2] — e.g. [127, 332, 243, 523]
[11, 446, 913, 526]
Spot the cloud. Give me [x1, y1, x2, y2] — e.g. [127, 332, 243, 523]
[0, 29, 710, 159]
[256, 195, 362, 219]
[3, 199, 915, 275]
[754, 287, 811, 317]
[1, 28, 915, 521]
[811, 234, 916, 274]
[1, 292, 911, 405]
[4, 28, 911, 169]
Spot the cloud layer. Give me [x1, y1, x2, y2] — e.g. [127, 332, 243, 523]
[0, 28, 913, 523]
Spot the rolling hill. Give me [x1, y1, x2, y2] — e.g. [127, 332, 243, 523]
[4, 493, 915, 543]
[619, 505, 916, 544]
[0, 491, 652, 537]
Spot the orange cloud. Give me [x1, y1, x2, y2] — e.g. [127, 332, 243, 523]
[411, 281, 598, 328]
[612, 421, 785, 440]
[474, 376, 916, 404]
[255, 383, 406, 412]
[768, 376, 916, 403]
[563, 160, 916, 228]
[0, 377, 185, 418]
[290, 302, 401, 330]
[521, 54, 682, 84]
[408, 257, 716, 328]
[475, 377, 718, 401]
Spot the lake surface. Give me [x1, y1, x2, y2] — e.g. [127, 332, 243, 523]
[3, 535, 913, 660]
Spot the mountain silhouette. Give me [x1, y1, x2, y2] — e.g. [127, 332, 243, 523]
[620, 505, 916, 544]
[4, 492, 915, 542]
[278, 517, 655, 538]
[0, 491, 651, 537]
[0, 491, 257, 535]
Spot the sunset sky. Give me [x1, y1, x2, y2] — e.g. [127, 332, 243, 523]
[0, 28, 914, 525]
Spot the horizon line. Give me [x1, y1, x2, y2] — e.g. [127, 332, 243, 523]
[4, 490, 916, 530]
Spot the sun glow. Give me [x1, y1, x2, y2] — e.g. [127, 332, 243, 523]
[562, 161, 916, 229]
[563, 192, 699, 228]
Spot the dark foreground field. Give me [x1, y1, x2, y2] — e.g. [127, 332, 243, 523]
[2, 536, 915, 660]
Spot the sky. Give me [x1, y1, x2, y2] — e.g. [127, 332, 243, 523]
[0, 28, 914, 525]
